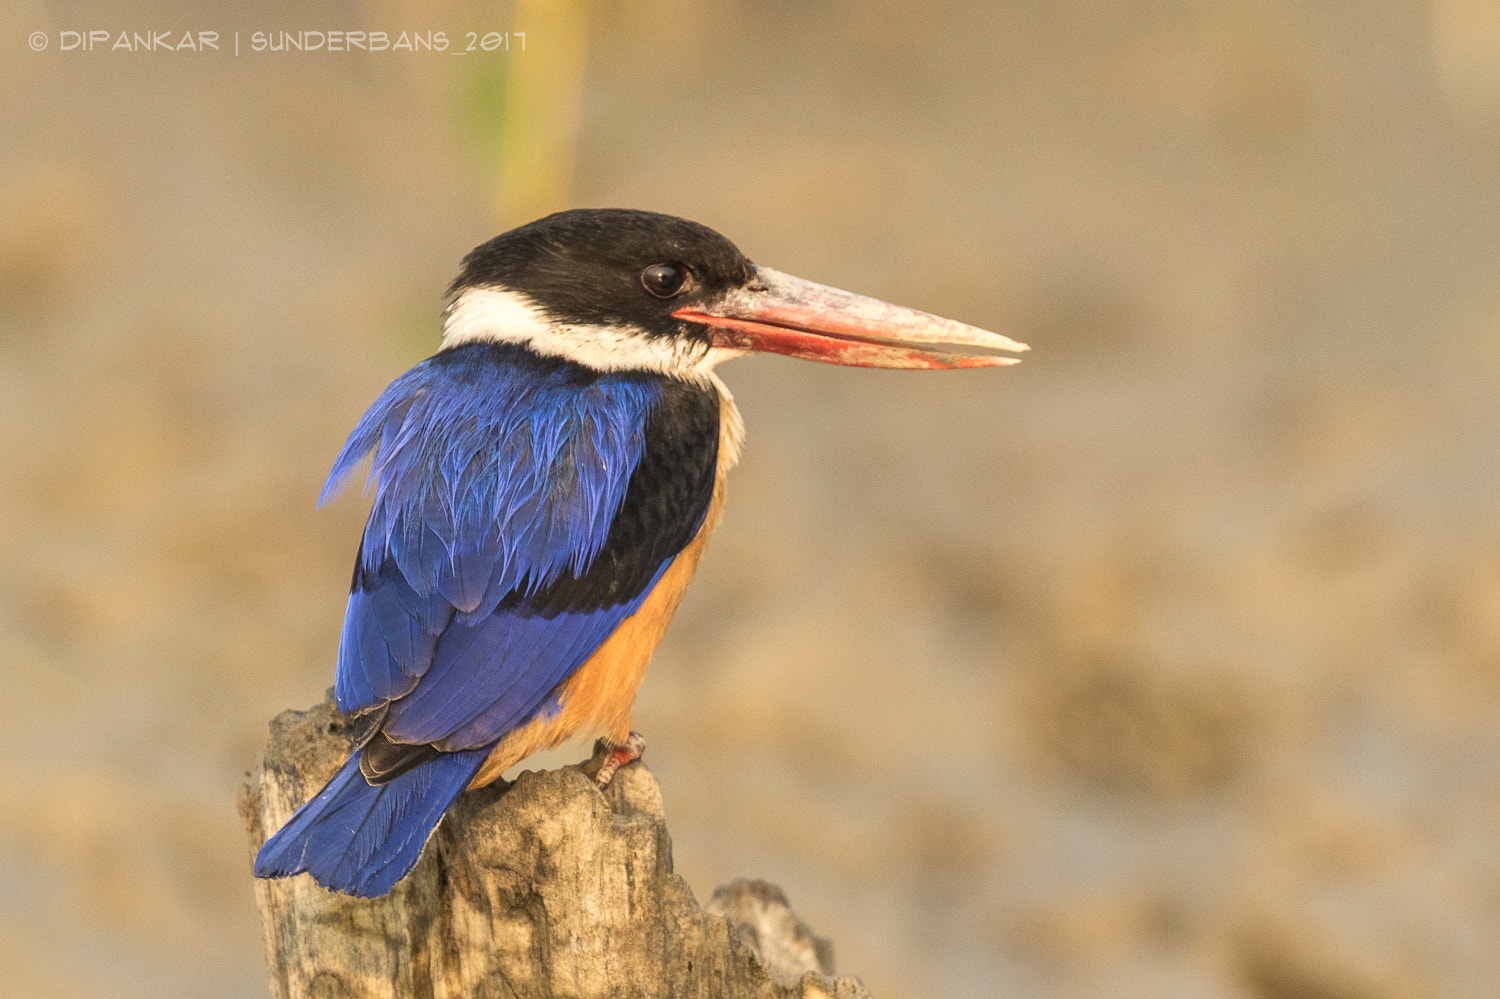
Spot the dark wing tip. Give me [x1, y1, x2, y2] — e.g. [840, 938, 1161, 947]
[360, 731, 445, 784]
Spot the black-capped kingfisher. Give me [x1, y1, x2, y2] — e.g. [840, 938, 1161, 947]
[254, 209, 1027, 896]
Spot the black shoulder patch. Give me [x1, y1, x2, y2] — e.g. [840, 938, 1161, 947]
[514, 376, 720, 617]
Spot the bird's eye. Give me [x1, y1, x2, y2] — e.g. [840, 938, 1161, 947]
[641, 263, 690, 298]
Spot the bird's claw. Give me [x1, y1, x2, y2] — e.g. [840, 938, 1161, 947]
[594, 731, 646, 787]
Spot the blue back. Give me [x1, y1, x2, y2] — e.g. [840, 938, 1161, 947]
[327, 343, 668, 748]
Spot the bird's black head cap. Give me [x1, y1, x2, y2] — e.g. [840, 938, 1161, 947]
[448, 209, 755, 347]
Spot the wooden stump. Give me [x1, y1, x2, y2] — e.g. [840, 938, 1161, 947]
[239, 696, 871, 999]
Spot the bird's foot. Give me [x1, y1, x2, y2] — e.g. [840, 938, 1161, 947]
[594, 731, 646, 787]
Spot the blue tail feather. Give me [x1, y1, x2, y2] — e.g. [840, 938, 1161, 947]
[254, 745, 489, 898]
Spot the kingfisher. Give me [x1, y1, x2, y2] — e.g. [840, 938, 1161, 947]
[253, 209, 1026, 897]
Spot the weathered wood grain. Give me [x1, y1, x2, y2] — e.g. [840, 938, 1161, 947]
[239, 696, 870, 999]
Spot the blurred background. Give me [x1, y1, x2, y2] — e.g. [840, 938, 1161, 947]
[4, 1, 1500, 996]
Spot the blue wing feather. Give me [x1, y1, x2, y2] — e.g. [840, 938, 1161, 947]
[329, 345, 662, 729]
[334, 571, 449, 710]
[381, 561, 671, 749]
